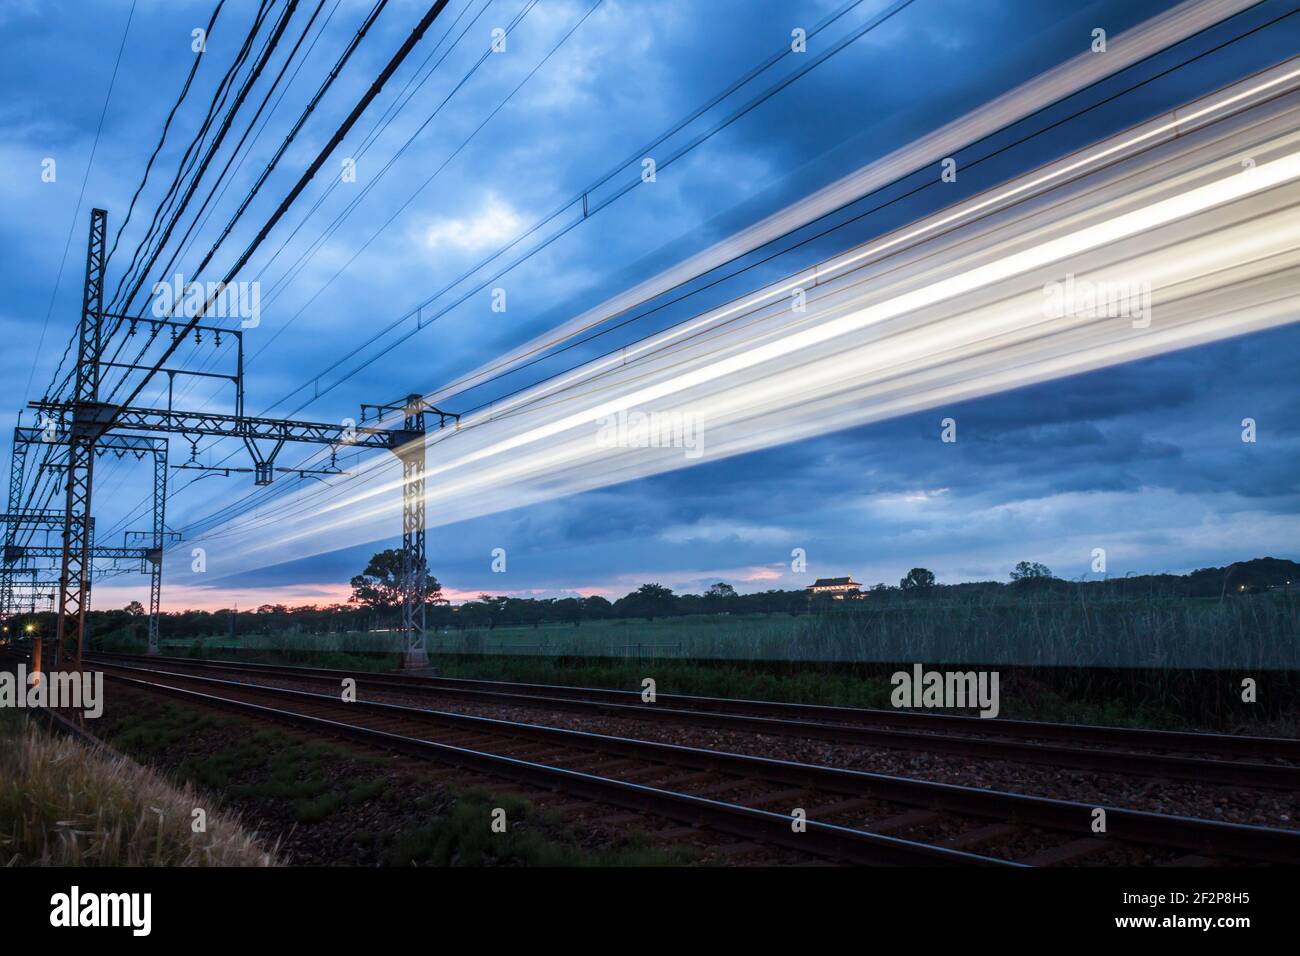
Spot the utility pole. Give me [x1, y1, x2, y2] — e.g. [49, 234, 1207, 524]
[25, 211, 459, 672]
[400, 395, 429, 668]
[361, 395, 456, 669]
[10, 2, 463, 676]
[0, 438, 30, 621]
[50, 207, 107, 675]
[7, 430, 172, 658]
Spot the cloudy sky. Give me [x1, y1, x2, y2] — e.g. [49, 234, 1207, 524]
[1, 0, 1297, 609]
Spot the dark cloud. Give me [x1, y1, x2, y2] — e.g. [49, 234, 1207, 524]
[3, 0, 1297, 605]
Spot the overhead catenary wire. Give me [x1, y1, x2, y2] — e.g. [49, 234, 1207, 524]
[96, 0, 319, 408]
[88, 0, 363, 430]
[104, 2, 229, 272]
[97, 0, 300, 397]
[160, 3, 1298, 545]
[130, 0, 910, 539]
[83, 0, 308, 499]
[89, 0, 394, 416]
[109, 0, 457, 418]
[97, 0, 340, 425]
[262, 0, 911, 417]
[14, 0, 445, 568]
[58, 0, 1279, 598]
[104, 0, 278, 320]
[146, 0, 495, 417]
[23, 0, 141, 409]
[93, 0, 506, 545]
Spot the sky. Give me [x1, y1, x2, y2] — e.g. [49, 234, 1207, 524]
[1, 0, 1297, 610]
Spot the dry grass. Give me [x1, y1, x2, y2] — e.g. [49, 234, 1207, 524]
[0, 710, 278, 866]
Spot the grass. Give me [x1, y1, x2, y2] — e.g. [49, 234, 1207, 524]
[795, 590, 1300, 669]
[0, 708, 276, 866]
[140, 590, 1300, 670]
[428, 613, 801, 659]
[423, 655, 1300, 730]
[102, 698, 693, 865]
[379, 788, 692, 867]
[113, 590, 1300, 729]
[435, 655, 897, 705]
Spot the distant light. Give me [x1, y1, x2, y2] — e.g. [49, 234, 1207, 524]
[24, 624, 34, 633]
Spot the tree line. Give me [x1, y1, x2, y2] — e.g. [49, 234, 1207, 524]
[7, 552, 1294, 642]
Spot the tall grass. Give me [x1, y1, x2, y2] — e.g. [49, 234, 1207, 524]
[150, 592, 1298, 669]
[0, 710, 278, 866]
[796, 590, 1300, 668]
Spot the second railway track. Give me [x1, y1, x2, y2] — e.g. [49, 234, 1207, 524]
[85, 652, 1300, 790]
[77, 657, 1300, 866]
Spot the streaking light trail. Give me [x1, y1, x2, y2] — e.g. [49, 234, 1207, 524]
[183, 56, 1300, 580]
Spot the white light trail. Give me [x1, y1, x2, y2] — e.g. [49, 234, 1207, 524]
[182, 57, 1300, 579]
[418, 0, 1263, 407]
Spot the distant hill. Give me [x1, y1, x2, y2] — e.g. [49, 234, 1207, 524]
[1184, 557, 1300, 595]
[873, 557, 1300, 598]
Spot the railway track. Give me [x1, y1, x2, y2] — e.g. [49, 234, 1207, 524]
[85, 652, 1300, 790]
[80, 658, 1300, 866]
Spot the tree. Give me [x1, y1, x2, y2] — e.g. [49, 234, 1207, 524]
[1010, 561, 1053, 582]
[555, 597, 583, 627]
[704, 582, 736, 613]
[349, 548, 443, 622]
[582, 595, 613, 619]
[616, 583, 676, 621]
[900, 568, 935, 596]
[471, 594, 508, 630]
[123, 601, 145, 616]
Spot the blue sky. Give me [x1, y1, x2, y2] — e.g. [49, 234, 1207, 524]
[2, 0, 1297, 608]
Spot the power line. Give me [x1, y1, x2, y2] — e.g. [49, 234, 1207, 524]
[21, 0, 139, 408]
[112, 0, 457, 417]
[36, 0, 229, 406]
[104, 1, 229, 271]
[97, 0, 312, 406]
[248, 0, 538, 324]
[144, 0, 491, 417]
[87, 0, 394, 414]
[98, 0, 342, 425]
[124, 0, 941, 542]
[167, 5, 1300, 543]
[12, 0, 392, 564]
[265, 0, 900, 417]
[105, 0, 278, 319]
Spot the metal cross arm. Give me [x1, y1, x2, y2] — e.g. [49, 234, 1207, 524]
[11, 545, 152, 561]
[0, 510, 90, 531]
[28, 400, 399, 450]
[14, 427, 168, 458]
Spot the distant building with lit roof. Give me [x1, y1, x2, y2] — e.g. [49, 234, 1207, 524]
[806, 576, 862, 600]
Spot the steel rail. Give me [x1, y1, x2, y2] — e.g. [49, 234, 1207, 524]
[86, 652, 1300, 766]
[93, 661, 1300, 864]
[100, 670, 1011, 866]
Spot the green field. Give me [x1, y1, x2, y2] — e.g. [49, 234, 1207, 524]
[144, 590, 1300, 670]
